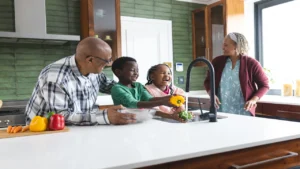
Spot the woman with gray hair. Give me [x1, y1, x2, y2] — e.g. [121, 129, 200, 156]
[204, 32, 269, 116]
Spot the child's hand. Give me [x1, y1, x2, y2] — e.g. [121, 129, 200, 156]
[169, 95, 185, 107]
[162, 95, 177, 107]
[167, 112, 187, 123]
[171, 105, 185, 113]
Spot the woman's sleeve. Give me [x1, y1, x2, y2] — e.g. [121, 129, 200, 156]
[252, 61, 270, 98]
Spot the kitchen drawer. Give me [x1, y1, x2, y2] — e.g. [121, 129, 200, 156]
[256, 103, 263, 113]
[262, 103, 300, 121]
[188, 97, 211, 111]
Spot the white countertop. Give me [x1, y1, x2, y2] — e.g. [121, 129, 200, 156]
[2, 113, 300, 169]
[97, 90, 300, 106]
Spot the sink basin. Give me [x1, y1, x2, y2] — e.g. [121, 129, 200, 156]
[153, 111, 227, 123]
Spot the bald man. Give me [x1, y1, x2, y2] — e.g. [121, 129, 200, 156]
[25, 37, 136, 125]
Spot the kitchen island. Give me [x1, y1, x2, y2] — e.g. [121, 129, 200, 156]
[1, 113, 300, 169]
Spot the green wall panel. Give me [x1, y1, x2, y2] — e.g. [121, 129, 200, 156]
[46, 0, 80, 35]
[0, 0, 15, 32]
[0, 42, 77, 100]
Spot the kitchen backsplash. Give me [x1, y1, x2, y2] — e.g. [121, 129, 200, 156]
[0, 0, 207, 101]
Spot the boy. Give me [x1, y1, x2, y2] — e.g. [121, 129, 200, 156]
[111, 57, 184, 121]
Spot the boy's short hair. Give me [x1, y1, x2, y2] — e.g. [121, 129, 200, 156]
[112, 56, 136, 74]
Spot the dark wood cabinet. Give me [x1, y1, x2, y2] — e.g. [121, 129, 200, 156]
[257, 103, 300, 121]
[192, 0, 244, 66]
[80, 0, 121, 65]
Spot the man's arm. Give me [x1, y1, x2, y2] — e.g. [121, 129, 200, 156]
[41, 82, 110, 125]
[97, 73, 117, 94]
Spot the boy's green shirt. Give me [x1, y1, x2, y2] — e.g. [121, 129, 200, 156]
[111, 82, 153, 108]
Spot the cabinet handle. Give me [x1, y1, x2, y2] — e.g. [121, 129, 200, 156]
[231, 151, 298, 169]
[277, 110, 300, 114]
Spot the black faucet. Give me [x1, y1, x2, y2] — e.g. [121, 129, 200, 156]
[186, 57, 217, 122]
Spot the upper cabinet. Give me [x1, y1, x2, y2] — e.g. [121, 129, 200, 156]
[80, 0, 121, 65]
[192, 0, 244, 66]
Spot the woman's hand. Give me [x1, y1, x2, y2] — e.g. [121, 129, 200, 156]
[244, 96, 259, 111]
[207, 90, 221, 109]
[211, 95, 221, 109]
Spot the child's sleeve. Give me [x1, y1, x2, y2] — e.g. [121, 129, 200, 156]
[140, 85, 153, 101]
[111, 86, 139, 108]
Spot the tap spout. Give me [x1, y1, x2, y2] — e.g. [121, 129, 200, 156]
[185, 57, 217, 122]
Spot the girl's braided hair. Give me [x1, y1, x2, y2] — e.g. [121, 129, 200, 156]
[145, 64, 174, 95]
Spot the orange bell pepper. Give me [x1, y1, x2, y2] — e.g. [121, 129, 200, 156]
[170, 95, 185, 107]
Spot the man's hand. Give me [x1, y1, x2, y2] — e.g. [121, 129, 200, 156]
[107, 105, 136, 125]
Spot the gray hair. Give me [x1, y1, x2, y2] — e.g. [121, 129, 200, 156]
[227, 32, 249, 55]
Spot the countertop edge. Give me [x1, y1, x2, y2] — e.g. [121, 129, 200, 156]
[106, 134, 300, 169]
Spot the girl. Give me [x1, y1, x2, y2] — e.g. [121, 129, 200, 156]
[145, 64, 185, 114]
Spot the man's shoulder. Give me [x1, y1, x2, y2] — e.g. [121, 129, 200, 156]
[39, 56, 72, 84]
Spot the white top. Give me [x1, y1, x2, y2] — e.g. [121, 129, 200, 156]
[1, 113, 300, 169]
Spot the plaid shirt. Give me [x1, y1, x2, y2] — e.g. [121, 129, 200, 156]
[25, 55, 116, 125]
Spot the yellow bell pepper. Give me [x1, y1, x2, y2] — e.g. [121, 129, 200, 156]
[170, 95, 185, 107]
[29, 116, 48, 132]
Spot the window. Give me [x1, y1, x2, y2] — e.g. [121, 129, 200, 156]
[255, 0, 300, 90]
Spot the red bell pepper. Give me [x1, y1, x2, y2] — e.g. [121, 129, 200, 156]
[48, 114, 65, 130]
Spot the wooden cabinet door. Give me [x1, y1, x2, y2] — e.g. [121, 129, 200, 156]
[80, 0, 121, 64]
[192, 7, 209, 67]
[207, 1, 225, 61]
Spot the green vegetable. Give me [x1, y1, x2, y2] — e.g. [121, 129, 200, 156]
[179, 111, 193, 120]
[47, 112, 55, 119]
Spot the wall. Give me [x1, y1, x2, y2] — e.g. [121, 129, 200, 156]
[0, 0, 206, 101]
[120, 0, 207, 90]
